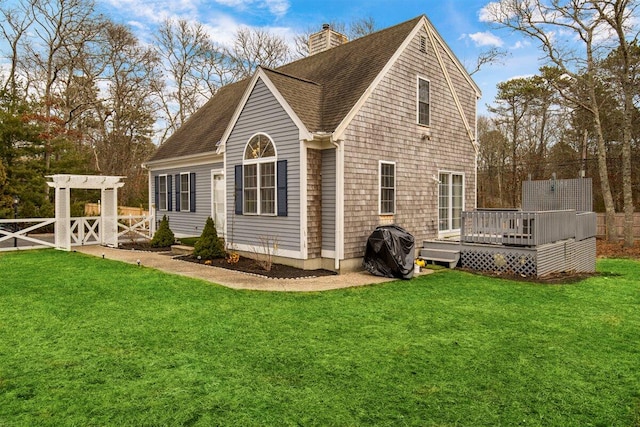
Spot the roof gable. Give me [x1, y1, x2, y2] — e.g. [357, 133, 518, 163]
[218, 68, 316, 150]
[277, 16, 423, 132]
[147, 15, 479, 163]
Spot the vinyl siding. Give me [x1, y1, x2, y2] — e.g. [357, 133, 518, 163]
[341, 26, 477, 259]
[321, 148, 336, 251]
[150, 162, 222, 236]
[225, 78, 301, 253]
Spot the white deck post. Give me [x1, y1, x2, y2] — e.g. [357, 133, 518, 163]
[54, 186, 71, 251]
[101, 187, 119, 247]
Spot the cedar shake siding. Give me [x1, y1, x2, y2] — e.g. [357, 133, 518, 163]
[151, 162, 223, 236]
[321, 148, 336, 254]
[145, 16, 480, 270]
[341, 26, 477, 259]
[307, 148, 322, 258]
[225, 78, 302, 254]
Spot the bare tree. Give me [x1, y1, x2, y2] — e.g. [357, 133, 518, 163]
[594, 0, 639, 247]
[0, 0, 35, 96]
[94, 22, 160, 204]
[293, 17, 377, 58]
[21, 0, 103, 171]
[154, 18, 226, 140]
[467, 47, 509, 76]
[346, 16, 376, 39]
[226, 26, 290, 79]
[485, 0, 619, 241]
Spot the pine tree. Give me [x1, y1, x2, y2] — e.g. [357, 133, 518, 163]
[193, 217, 226, 259]
[150, 215, 175, 247]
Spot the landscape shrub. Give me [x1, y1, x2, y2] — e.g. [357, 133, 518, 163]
[150, 215, 175, 247]
[193, 217, 226, 259]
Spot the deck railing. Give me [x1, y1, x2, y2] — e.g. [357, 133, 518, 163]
[461, 209, 577, 246]
[575, 211, 597, 242]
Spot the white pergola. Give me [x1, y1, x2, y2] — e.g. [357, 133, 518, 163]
[46, 174, 125, 251]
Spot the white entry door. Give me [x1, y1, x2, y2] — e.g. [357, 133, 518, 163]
[211, 170, 225, 237]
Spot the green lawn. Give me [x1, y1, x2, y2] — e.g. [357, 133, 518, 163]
[0, 250, 639, 426]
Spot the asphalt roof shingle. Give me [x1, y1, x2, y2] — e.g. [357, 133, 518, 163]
[147, 16, 423, 162]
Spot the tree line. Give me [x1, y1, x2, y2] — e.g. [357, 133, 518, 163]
[0, 0, 377, 218]
[479, 0, 638, 246]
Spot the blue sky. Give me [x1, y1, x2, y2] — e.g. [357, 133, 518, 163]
[94, 0, 544, 114]
[95, 1, 544, 114]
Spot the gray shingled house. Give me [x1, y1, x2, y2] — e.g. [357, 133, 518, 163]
[144, 15, 480, 272]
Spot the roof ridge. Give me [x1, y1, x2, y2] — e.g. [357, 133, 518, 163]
[280, 15, 424, 69]
[260, 67, 321, 86]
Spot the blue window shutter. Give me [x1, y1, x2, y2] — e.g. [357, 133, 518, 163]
[167, 175, 173, 211]
[154, 176, 159, 209]
[277, 160, 287, 216]
[189, 172, 196, 212]
[234, 165, 243, 215]
[175, 174, 181, 212]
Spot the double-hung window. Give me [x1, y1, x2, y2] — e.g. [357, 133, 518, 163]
[158, 175, 167, 210]
[379, 161, 396, 215]
[243, 134, 276, 215]
[180, 172, 190, 211]
[439, 172, 464, 233]
[418, 77, 430, 126]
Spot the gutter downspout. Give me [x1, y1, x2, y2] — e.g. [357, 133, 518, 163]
[331, 138, 344, 271]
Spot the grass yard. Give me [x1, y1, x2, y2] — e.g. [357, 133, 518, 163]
[0, 250, 639, 426]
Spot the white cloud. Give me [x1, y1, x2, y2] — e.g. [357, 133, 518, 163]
[264, 0, 289, 17]
[467, 31, 504, 47]
[478, 2, 504, 23]
[510, 40, 531, 50]
[202, 15, 243, 46]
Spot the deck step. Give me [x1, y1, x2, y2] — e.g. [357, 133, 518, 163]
[419, 247, 460, 269]
[171, 244, 194, 256]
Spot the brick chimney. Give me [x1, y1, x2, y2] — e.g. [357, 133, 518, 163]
[308, 24, 348, 55]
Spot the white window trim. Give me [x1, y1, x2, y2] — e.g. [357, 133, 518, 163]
[417, 76, 431, 127]
[379, 160, 396, 215]
[243, 133, 278, 216]
[180, 172, 190, 211]
[158, 174, 168, 211]
[438, 170, 465, 237]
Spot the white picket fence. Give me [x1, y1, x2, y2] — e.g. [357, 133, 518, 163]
[0, 214, 155, 251]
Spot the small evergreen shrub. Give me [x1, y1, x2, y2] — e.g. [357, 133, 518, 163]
[193, 217, 226, 260]
[151, 215, 175, 247]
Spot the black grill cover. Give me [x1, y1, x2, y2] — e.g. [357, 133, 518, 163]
[362, 225, 415, 279]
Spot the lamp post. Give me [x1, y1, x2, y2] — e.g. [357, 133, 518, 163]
[12, 196, 19, 248]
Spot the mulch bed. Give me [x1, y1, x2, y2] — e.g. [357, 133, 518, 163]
[596, 238, 640, 259]
[118, 237, 638, 282]
[118, 242, 336, 279]
[177, 254, 337, 279]
[119, 243, 172, 252]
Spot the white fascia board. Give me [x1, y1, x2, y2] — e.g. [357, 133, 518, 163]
[422, 15, 482, 97]
[257, 70, 314, 141]
[332, 19, 424, 142]
[144, 151, 223, 170]
[218, 68, 313, 153]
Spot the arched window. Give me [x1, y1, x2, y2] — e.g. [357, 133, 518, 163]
[243, 134, 276, 215]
